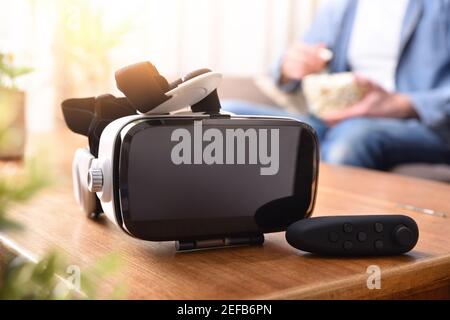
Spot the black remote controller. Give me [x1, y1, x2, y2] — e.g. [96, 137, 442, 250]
[286, 215, 419, 256]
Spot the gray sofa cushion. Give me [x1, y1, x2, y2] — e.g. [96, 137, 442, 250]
[391, 164, 450, 183]
[219, 76, 276, 106]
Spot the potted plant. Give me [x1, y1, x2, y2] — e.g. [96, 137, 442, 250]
[0, 53, 33, 160]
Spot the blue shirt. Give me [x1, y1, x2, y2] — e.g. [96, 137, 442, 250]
[278, 0, 450, 144]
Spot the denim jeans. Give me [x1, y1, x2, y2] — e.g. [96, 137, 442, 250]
[222, 100, 450, 170]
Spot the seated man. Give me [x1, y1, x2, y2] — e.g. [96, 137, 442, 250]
[224, 0, 450, 170]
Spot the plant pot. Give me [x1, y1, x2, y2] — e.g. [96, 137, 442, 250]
[0, 88, 26, 160]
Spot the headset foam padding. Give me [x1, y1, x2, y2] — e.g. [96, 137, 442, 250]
[61, 94, 136, 156]
[61, 97, 96, 136]
[115, 61, 170, 113]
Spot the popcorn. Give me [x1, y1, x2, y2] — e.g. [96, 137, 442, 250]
[302, 72, 367, 117]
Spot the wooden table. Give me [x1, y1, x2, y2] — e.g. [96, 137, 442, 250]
[1, 131, 449, 299]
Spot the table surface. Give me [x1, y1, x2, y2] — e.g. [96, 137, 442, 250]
[1, 131, 450, 299]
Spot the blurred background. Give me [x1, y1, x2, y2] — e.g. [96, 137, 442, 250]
[0, 0, 320, 133]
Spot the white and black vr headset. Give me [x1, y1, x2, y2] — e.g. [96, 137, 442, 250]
[62, 61, 319, 251]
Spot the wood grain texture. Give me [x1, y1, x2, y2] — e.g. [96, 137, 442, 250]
[1, 131, 449, 299]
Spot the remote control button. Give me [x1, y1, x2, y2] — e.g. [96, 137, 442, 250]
[328, 231, 339, 243]
[394, 225, 413, 246]
[357, 232, 367, 242]
[343, 223, 353, 233]
[374, 222, 384, 233]
[343, 241, 353, 250]
[374, 240, 384, 250]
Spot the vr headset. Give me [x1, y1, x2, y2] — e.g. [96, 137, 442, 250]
[62, 62, 319, 251]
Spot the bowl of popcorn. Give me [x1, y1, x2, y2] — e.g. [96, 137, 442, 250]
[302, 72, 368, 117]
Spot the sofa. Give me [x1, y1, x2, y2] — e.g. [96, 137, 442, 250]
[218, 76, 450, 183]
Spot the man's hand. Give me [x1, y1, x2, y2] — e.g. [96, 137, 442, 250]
[280, 42, 328, 82]
[321, 75, 418, 126]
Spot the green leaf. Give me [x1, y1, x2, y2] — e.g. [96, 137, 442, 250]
[0, 51, 33, 88]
